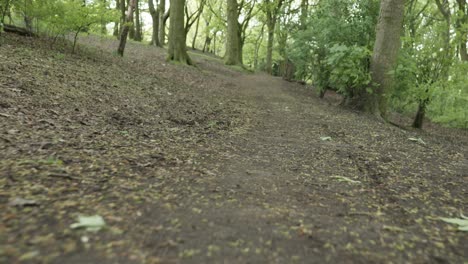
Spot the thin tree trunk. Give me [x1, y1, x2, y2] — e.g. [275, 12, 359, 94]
[225, 0, 241, 65]
[265, 22, 275, 74]
[129, 0, 136, 39]
[149, 0, 160, 46]
[158, 0, 167, 46]
[202, 14, 212, 52]
[134, 0, 142, 41]
[167, 0, 192, 64]
[191, 13, 201, 49]
[213, 32, 217, 55]
[113, 0, 120, 37]
[119, 0, 126, 35]
[253, 24, 265, 69]
[117, 0, 136, 56]
[237, 26, 244, 64]
[300, 0, 308, 29]
[412, 99, 428, 128]
[100, 0, 107, 35]
[1, 0, 11, 24]
[23, 0, 33, 32]
[456, 0, 468, 61]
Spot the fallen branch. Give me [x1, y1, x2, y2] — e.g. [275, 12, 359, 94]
[47, 173, 79, 181]
[3, 24, 35, 37]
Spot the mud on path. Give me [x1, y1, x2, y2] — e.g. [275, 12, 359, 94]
[1, 33, 467, 263]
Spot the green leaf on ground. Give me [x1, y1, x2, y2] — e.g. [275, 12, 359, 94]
[320, 136, 332, 141]
[70, 215, 106, 232]
[408, 137, 426, 145]
[330, 175, 361, 184]
[439, 214, 468, 231]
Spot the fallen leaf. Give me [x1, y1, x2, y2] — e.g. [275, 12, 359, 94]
[9, 197, 39, 207]
[70, 215, 106, 232]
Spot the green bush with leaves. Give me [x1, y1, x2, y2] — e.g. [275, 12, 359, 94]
[326, 44, 371, 97]
[428, 62, 468, 128]
[288, 0, 378, 97]
[3, 0, 117, 52]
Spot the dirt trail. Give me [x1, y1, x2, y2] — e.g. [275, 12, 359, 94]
[136, 72, 467, 263]
[1, 34, 467, 263]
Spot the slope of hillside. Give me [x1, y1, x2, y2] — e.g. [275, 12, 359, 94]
[1, 33, 467, 263]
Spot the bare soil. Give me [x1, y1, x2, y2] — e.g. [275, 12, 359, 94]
[1, 33, 467, 263]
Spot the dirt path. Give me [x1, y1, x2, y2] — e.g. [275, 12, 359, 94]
[131, 73, 467, 263]
[1, 34, 467, 263]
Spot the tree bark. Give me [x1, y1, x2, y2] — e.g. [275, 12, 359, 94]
[191, 12, 201, 49]
[113, 0, 120, 37]
[167, 0, 192, 64]
[265, 24, 274, 74]
[3, 23, 35, 36]
[158, 0, 167, 46]
[134, 0, 142, 41]
[202, 13, 212, 52]
[353, 0, 405, 118]
[119, 0, 126, 35]
[456, 0, 468, 61]
[300, 0, 308, 29]
[264, 0, 284, 74]
[117, 0, 136, 56]
[1, 0, 11, 25]
[225, 0, 242, 65]
[149, 0, 160, 46]
[253, 24, 265, 69]
[412, 99, 428, 128]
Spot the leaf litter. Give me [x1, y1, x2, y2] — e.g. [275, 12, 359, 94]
[0, 33, 467, 263]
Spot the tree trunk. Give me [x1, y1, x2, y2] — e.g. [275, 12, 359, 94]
[119, 0, 126, 35]
[202, 14, 212, 52]
[265, 22, 275, 74]
[456, 0, 468, 61]
[353, 0, 405, 118]
[129, 0, 136, 39]
[412, 99, 428, 129]
[113, 0, 120, 37]
[134, 0, 142, 41]
[300, 0, 308, 29]
[1, 0, 11, 25]
[237, 25, 244, 64]
[117, 0, 136, 56]
[149, 0, 160, 46]
[191, 13, 201, 49]
[253, 25, 265, 69]
[263, 0, 284, 74]
[3, 23, 35, 36]
[225, 0, 241, 65]
[100, 0, 108, 35]
[167, 0, 192, 64]
[158, 0, 167, 46]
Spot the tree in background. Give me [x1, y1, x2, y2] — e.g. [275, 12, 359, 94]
[158, 0, 167, 46]
[148, 0, 160, 46]
[117, 0, 136, 56]
[357, 0, 406, 118]
[261, 0, 284, 74]
[225, 0, 241, 65]
[167, 0, 192, 64]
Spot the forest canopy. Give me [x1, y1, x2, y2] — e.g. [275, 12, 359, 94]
[1, 0, 467, 128]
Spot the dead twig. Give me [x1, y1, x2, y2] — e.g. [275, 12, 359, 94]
[47, 173, 79, 181]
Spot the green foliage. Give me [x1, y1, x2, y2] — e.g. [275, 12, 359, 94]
[428, 62, 468, 128]
[5, 0, 117, 37]
[288, 0, 379, 96]
[391, 0, 467, 128]
[326, 44, 371, 97]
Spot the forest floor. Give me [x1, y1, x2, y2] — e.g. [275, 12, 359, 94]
[1, 32, 467, 264]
